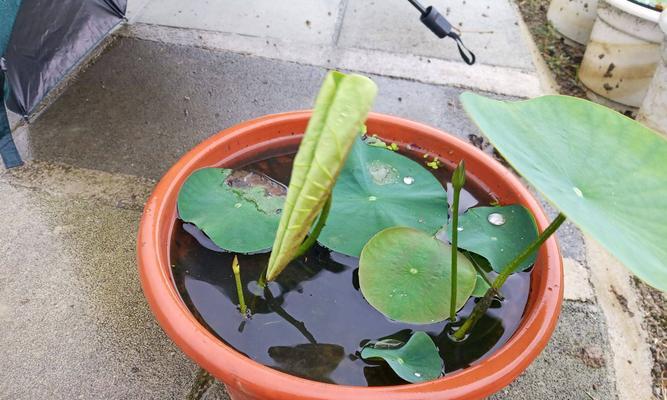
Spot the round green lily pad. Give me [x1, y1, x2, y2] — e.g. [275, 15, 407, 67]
[449, 205, 539, 273]
[359, 227, 476, 324]
[461, 93, 667, 291]
[361, 332, 443, 383]
[318, 139, 448, 257]
[177, 168, 285, 254]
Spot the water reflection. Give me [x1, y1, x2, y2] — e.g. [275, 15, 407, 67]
[268, 343, 345, 383]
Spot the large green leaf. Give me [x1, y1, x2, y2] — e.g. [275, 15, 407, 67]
[317, 138, 448, 257]
[461, 93, 667, 291]
[359, 227, 476, 324]
[360, 332, 443, 383]
[177, 168, 285, 253]
[267, 72, 378, 281]
[449, 205, 539, 273]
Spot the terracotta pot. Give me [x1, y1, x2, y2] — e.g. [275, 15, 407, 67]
[138, 112, 563, 400]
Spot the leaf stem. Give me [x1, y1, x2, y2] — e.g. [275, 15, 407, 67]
[453, 212, 567, 340]
[294, 194, 333, 259]
[450, 161, 466, 321]
[468, 255, 502, 300]
[232, 255, 247, 315]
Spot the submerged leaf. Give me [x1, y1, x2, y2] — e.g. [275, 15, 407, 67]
[449, 205, 539, 273]
[461, 93, 667, 291]
[359, 227, 476, 324]
[267, 72, 378, 280]
[361, 332, 443, 383]
[268, 343, 345, 383]
[177, 168, 286, 254]
[318, 138, 448, 256]
[471, 273, 491, 297]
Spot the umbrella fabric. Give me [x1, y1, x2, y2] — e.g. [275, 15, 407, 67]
[1, 0, 126, 168]
[1, 0, 23, 167]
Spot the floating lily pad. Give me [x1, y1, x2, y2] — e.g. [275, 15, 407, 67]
[267, 72, 378, 280]
[360, 332, 443, 383]
[461, 93, 667, 291]
[318, 139, 448, 257]
[359, 227, 476, 324]
[177, 168, 286, 254]
[449, 205, 539, 273]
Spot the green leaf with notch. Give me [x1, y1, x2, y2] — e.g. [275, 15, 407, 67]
[449, 205, 539, 273]
[461, 93, 667, 291]
[361, 332, 443, 383]
[177, 168, 285, 254]
[267, 71, 378, 280]
[317, 138, 448, 257]
[359, 227, 476, 324]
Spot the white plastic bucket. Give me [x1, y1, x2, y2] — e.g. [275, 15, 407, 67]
[578, 0, 662, 107]
[637, 12, 667, 135]
[547, 0, 599, 45]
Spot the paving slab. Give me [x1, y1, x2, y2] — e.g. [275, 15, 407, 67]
[338, 0, 536, 71]
[135, 0, 343, 44]
[24, 37, 500, 180]
[0, 163, 197, 400]
[490, 301, 618, 400]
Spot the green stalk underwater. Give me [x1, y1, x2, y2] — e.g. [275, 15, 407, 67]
[232, 255, 247, 315]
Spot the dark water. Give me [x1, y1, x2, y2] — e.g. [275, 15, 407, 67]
[171, 142, 531, 387]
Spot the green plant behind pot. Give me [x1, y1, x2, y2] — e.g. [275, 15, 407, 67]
[460, 93, 667, 292]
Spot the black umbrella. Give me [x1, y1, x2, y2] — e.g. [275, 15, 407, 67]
[1, 0, 126, 168]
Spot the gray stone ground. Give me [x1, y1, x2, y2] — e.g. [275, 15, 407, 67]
[0, 0, 659, 398]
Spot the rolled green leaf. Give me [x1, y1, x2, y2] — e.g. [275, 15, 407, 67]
[266, 72, 378, 281]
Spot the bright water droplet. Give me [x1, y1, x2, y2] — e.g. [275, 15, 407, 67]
[368, 196, 377, 201]
[491, 236, 498, 241]
[409, 268, 418, 275]
[403, 176, 415, 185]
[573, 186, 584, 198]
[234, 203, 243, 208]
[487, 213, 506, 226]
[457, 227, 464, 232]
[414, 372, 421, 377]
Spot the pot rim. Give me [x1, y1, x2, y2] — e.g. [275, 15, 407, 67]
[604, 0, 661, 22]
[138, 111, 563, 400]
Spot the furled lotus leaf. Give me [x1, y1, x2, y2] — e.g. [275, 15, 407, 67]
[267, 71, 378, 280]
[461, 93, 667, 291]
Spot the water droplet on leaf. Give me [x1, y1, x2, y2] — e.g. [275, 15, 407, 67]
[403, 176, 415, 185]
[487, 213, 506, 226]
